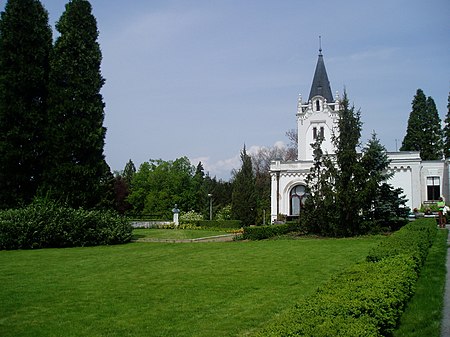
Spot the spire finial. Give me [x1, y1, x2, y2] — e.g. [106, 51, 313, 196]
[319, 36, 322, 55]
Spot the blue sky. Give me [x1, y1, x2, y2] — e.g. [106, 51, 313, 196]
[3, 0, 450, 179]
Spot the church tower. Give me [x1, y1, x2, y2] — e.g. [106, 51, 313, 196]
[296, 48, 340, 160]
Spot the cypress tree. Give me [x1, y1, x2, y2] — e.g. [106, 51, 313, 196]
[42, 0, 109, 208]
[231, 146, 257, 226]
[444, 92, 450, 159]
[0, 0, 52, 209]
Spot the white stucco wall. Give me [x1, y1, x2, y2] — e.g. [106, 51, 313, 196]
[270, 152, 448, 222]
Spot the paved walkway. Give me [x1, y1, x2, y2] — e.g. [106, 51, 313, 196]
[442, 225, 450, 337]
[132, 233, 238, 243]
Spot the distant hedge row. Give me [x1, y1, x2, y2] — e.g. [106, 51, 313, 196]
[195, 220, 242, 229]
[242, 222, 300, 240]
[251, 218, 437, 336]
[0, 201, 132, 250]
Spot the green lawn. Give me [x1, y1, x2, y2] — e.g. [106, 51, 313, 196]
[0, 236, 382, 337]
[132, 228, 230, 240]
[393, 229, 448, 337]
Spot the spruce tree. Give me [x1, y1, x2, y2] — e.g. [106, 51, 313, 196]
[42, 0, 109, 208]
[400, 89, 427, 153]
[304, 135, 337, 235]
[359, 132, 394, 226]
[444, 92, 450, 159]
[400, 89, 443, 160]
[333, 92, 363, 236]
[231, 146, 257, 226]
[422, 96, 443, 160]
[0, 0, 52, 209]
[123, 159, 136, 185]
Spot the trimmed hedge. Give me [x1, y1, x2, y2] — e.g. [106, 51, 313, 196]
[0, 201, 132, 250]
[251, 219, 437, 336]
[197, 220, 242, 229]
[367, 218, 437, 267]
[253, 255, 417, 337]
[242, 223, 300, 240]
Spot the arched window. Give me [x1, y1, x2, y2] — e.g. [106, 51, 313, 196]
[290, 185, 306, 216]
[313, 127, 317, 139]
[315, 100, 320, 111]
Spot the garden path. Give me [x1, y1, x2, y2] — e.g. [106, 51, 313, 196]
[441, 225, 450, 337]
[132, 233, 237, 243]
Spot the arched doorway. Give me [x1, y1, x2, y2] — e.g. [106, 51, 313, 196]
[290, 185, 306, 216]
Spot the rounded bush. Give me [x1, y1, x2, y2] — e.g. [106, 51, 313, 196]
[0, 201, 132, 250]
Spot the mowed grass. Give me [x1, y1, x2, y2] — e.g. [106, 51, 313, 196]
[393, 229, 448, 337]
[0, 236, 382, 337]
[132, 228, 230, 240]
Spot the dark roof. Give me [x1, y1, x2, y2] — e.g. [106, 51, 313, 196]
[308, 51, 334, 103]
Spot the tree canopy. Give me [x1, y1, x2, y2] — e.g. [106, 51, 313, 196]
[0, 0, 52, 209]
[41, 0, 110, 208]
[304, 93, 408, 237]
[444, 92, 450, 159]
[232, 147, 257, 226]
[400, 89, 443, 160]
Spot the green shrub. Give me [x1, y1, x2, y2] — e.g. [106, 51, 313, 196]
[253, 255, 417, 337]
[197, 220, 242, 229]
[178, 219, 242, 229]
[243, 223, 300, 240]
[0, 201, 132, 250]
[366, 218, 436, 267]
[252, 220, 436, 336]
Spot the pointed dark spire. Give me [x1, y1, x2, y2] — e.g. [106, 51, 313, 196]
[308, 46, 334, 103]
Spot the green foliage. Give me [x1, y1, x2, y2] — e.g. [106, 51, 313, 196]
[232, 146, 257, 226]
[393, 229, 448, 337]
[128, 158, 196, 218]
[242, 223, 300, 240]
[216, 204, 232, 220]
[253, 254, 418, 337]
[304, 100, 409, 237]
[444, 92, 450, 159]
[252, 219, 437, 337]
[0, 0, 53, 209]
[40, 0, 110, 209]
[0, 200, 132, 250]
[366, 218, 437, 266]
[179, 210, 204, 223]
[0, 236, 380, 336]
[400, 89, 443, 160]
[195, 220, 242, 229]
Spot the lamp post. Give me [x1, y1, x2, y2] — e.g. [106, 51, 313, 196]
[207, 194, 213, 220]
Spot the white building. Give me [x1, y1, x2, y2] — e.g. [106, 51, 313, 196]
[270, 50, 449, 221]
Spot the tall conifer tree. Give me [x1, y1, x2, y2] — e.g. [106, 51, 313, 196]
[0, 0, 52, 209]
[231, 146, 257, 226]
[400, 89, 443, 160]
[400, 89, 427, 153]
[444, 92, 450, 159]
[42, 0, 109, 208]
[333, 92, 363, 236]
[422, 96, 443, 160]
